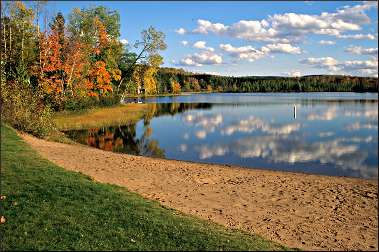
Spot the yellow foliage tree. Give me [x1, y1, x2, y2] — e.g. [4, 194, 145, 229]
[171, 79, 181, 94]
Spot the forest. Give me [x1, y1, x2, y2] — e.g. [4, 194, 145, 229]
[155, 68, 378, 93]
[1, 2, 377, 137]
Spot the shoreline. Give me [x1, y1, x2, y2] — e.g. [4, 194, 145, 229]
[20, 132, 378, 251]
[146, 155, 378, 182]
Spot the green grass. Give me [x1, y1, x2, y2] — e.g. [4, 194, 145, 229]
[0, 125, 292, 251]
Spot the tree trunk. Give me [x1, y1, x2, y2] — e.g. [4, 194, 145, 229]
[21, 22, 24, 63]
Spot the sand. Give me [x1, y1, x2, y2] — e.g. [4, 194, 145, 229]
[20, 133, 378, 251]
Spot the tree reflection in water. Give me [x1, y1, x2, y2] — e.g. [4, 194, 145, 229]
[65, 103, 212, 158]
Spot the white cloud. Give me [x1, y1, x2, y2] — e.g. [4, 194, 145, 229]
[227, 20, 281, 42]
[261, 43, 302, 54]
[193, 19, 227, 34]
[345, 46, 378, 55]
[180, 51, 223, 66]
[219, 44, 266, 62]
[336, 33, 376, 40]
[181, 40, 188, 46]
[283, 70, 302, 77]
[175, 28, 187, 35]
[193, 41, 214, 51]
[340, 58, 378, 76]
[300, 57, 340, 71]
[300, 56, 378, 76]
[220, 43, 302, 62]
[120, 39, 128, 45]
[319, 40, 336, 45]
[188, 2, 377, 42]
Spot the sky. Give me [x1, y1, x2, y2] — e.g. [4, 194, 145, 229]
[41, 1, 378, 77]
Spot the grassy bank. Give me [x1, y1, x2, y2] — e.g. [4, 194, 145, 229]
[125, 91, 215, 98]
[0, 125, 290, 251]
[53, 104, 148, 130]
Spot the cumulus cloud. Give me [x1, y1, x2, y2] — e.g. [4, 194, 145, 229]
[219, 44, 266, 62]
[180, 51, 223, 66]
[181, 40, 188, 46]
[345, 46, 378, 55]
[261, 43, 302, 54]
[186, 2, 377, 42]
[219, 43, 302, 62]
[193, 41, 214, 51]
[300, 56, 378, 76]
[336, 33, 376, 40]
[300, 57, 340, 71]
[193, 19, 228, 34]
[319, 40, 336, 45]
[175, 28, 187, 35]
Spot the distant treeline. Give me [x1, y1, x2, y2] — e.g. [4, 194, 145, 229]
[156, 68, 378, 93]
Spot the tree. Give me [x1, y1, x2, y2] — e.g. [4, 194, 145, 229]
[143, 54, 163, 95]
[50, 12, 65, 48]
[118, 26, 167, 95]
[170, 78, 181, 94]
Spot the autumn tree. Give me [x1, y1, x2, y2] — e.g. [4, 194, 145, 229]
[67, 7, 122, 97]
[118, 26, 167, 95]
[170, 78, 181, 94]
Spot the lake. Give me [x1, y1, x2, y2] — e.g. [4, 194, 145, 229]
[65, 93, 378, 179]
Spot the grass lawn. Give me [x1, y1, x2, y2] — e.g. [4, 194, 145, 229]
[53, 104, 148, 130]
[0, 125, 291, 251]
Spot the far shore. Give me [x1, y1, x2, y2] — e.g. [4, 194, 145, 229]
[21, 132, 378, 251]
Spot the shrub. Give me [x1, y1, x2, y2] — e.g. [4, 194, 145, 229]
[1, 81, 55, 137]
[63, 94, 120, 111]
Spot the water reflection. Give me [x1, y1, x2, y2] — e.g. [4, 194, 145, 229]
[65, 103, 212, 158]
[65, 93, 378, 179]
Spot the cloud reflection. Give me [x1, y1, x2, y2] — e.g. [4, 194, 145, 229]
[183, 113, 223, 139]
[221, 116, 300, 136]
[307, 107, 337, 121]
[196, 135, 377, 178]
[345, 122, 378, 131]
[344, 108, 378, 119]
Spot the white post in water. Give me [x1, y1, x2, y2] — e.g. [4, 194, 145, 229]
[293, 105, 297, 119]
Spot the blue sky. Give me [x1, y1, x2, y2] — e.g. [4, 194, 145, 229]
[43, 1, 377, 77]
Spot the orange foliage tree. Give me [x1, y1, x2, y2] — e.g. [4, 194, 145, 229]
[39, 30, 64, 101]
[38, 14, 122, 100]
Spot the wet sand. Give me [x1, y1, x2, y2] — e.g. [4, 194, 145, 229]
[21, 133, 378, 251]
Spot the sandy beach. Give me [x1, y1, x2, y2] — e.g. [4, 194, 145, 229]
[20, 133, 378, 251]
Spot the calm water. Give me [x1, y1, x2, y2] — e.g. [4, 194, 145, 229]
[65, 93, 378, 179]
